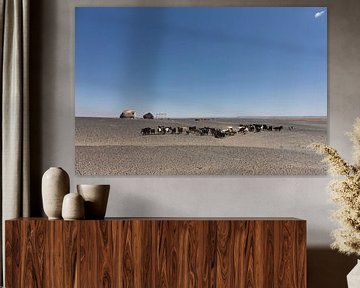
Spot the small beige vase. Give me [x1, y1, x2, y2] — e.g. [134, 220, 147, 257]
[77, 184, 110, 219]
[42, 167, 70, 219]
[62, 192, 85, 220]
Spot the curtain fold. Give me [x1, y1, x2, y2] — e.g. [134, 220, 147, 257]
[0, 0, 30, 284]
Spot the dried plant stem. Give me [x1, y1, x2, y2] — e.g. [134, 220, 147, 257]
[310, 118, 360, 256]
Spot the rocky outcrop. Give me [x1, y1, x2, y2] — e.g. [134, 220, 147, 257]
[120, 109, 135, 119]
[143, 112, 154, 119]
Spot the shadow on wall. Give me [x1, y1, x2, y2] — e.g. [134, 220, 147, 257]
[308, 248, 357, 288]
[29, 0, 47, 216]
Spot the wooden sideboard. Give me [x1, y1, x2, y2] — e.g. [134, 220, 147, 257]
[5, 218, 306, 287]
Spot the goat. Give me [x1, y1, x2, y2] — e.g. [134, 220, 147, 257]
[141, 127, 152, 135]
[214, 129, 226, 138]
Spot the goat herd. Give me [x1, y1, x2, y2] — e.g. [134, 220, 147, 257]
[141, 124, 294, 138]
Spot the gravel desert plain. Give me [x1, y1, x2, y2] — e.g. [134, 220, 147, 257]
[75, 116, 327, 176]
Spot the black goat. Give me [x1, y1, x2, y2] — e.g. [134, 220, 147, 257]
[141, 127, 152, 135]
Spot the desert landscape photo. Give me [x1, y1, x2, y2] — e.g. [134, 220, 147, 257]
[75, 7, 327, 175]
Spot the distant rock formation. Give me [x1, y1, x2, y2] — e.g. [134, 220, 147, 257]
[143, 112, 154, 119]
[120, 109, 135, 119]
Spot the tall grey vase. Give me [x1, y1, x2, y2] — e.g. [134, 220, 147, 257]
[42, 167, 70, 219]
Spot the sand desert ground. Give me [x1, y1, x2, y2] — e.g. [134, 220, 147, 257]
[75, 117, 327, 175]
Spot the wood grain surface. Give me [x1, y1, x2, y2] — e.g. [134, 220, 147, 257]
[6, 218, 306, 287]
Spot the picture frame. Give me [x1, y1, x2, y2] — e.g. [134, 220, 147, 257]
[74, 4, 327, 176]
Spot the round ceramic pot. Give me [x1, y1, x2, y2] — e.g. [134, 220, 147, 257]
[62, 192, 85, 220]
[42, 167, 70, 219]
[77, 184, 110, 219]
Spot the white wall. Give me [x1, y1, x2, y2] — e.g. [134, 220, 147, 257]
[30, 0, 360, 250]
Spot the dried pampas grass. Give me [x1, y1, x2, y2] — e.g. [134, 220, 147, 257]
[310, 118, 360, 256]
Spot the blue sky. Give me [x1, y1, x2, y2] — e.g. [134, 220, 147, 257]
[75, 7, 327, 118]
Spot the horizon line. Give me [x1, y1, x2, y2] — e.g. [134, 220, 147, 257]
[75, 115, 328, 119]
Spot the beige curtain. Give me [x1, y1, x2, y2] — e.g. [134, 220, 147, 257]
[0, 0, 30, 284]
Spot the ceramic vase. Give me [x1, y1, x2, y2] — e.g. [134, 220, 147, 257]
[77, 184, 110, 219]
[42, 167, 70, 219]
[62, 192, 85, 220]
[347, 259, 360, 288]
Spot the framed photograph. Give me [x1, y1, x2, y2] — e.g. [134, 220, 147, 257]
[75, 6, 327, 176]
